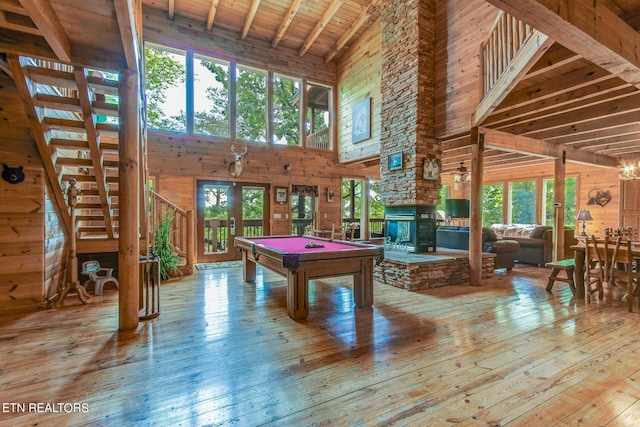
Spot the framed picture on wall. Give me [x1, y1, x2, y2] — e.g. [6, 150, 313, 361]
[389, 151, 403, 171]
[423, 157, 440, 180]
[352, 98, 371, 143]
[275, 187, 287, 203]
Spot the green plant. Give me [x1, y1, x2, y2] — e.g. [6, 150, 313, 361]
[154, 215, 180, 280]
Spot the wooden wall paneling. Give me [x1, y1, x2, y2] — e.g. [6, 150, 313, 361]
[620, 179, 640, 232]
[336, 19, 381, 163]
[434, 0, 500, 139]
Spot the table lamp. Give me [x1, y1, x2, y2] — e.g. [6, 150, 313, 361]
[576, 209, 593, 235]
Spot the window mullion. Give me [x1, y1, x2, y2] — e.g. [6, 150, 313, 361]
[186, 49, 194, 135]
[230, 61, 237, 141]
[267, 70, 274, 144]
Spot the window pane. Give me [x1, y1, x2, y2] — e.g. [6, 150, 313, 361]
[194, 55, 229, 137]
[342, 178, 363, 237]
[236, 65, 267, 142]
[483, 183, 504, 227]
[544, 177, 577, 228]
[369, 180, 384, 237]
[306, 83, 331, 150]
[144, 45, 186, 132]
[509, 181, 536, 224]
[291, 194, 315, 235]
[273, 74, 301, 146]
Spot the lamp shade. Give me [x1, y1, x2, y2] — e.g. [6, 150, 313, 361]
[576, 209, 593, 221]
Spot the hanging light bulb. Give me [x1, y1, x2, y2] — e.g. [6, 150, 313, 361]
[453, 162, 471, 183]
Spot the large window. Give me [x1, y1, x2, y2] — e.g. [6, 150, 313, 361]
[483, 183, 504, 227]
[236, 65, 267, 142]
[509, 180, 536, 224]
[543, 177, 577, 228]
[193, 54, 229, 137]
[145, 45, 186, 132]
[273, 74, 301, 146]
[144, 43, 331, 149]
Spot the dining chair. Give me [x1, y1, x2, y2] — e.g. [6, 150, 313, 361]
[585, 235, 605, 303]
[608, 237, 639, 312]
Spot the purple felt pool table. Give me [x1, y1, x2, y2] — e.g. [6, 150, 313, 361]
[234, 235, 384, 320]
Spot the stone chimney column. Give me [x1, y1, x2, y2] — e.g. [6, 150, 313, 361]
[380, 0, 440, 207]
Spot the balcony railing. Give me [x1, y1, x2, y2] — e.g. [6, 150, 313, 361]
[306, 128, 330, 150]
[480, 11, 535, 95]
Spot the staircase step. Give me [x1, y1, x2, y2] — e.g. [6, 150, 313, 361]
[76, 215, 105, 221]
[25, 66, 76, 90]
[87, 75, 119, 96]
[44, 117, 85, 133]
[78, 226, 107, 234]
[96, 122, 119, 136]
[50, 138, 89, 150]
[80, 189, 119, 197]
[34, 93, 82, 113]
[61, 174, 96, 182]
[93, 101, 119, 117]
[57, 158, 92, 167]
[75, 203, 103, 210]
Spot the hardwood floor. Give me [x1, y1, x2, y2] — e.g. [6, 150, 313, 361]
[1, 264, 639, 426]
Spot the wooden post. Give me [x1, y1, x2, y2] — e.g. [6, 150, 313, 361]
[553, 154, 566, 261]
[118, 69, 140, 331]
[469, 128, 484, 286]
[186, 209, 196, 274]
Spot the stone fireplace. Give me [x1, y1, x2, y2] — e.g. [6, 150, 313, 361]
[384, 205, 437, 253]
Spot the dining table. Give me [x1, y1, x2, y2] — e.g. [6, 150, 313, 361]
[571, 238, 640, 300]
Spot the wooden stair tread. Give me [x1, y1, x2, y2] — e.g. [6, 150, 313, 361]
[25, 66, 76, 89]
[34, 93, 82, 113]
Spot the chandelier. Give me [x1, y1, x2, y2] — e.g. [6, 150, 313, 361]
[453, 162, 471, 183]
[619, 162, 640, 180]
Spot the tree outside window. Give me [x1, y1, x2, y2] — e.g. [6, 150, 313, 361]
[483, 183, 504, 227]
[144, 45, 186, 132]
[509, 180, 536, 224]
[543, 177, 577, 228]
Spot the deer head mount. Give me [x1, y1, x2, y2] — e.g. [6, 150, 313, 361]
[228, 143, 248, 178]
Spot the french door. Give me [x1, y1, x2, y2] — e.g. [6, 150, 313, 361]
[197, 180, 269, 262]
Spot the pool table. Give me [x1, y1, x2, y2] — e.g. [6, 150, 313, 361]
[234, 235, 384, 320]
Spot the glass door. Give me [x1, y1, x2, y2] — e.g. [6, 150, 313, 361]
[197, 181, 269, 263]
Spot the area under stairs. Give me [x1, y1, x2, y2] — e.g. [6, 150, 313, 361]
[8, 55, 121, 247]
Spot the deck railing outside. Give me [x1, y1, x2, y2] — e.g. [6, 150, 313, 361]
[306, 128, 330, 150]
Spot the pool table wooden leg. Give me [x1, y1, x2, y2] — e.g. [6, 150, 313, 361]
[353, 258, 374, 308]
[241, 251, 256, 282]
[287, 269, 309, 320]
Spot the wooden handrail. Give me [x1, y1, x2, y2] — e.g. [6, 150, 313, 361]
[480, 11, 534, 95]
[150, 190, 194, 274]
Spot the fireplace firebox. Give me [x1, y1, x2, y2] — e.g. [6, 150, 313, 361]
[384, 206, 437, 253]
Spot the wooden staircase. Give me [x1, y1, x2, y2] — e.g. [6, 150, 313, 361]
[8, 55, 121, 246]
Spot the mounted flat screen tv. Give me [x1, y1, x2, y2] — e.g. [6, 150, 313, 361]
[445, 199, 470, 219]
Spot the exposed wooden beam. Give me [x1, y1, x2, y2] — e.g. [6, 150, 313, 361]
[484, 0, 640, 88]
[299, 0, 344, 57]
[114, 0, 140, 73]
[479, 127, 619, 168]
[324, 0, 379, 63]
[18, 0, 71, 62]
[241, 0, 261, 40]
[168, 0, 174, 20]
[205, 0, 219, 31]
[473, 30, 553, 126]
[0, 27, 127, 69]
[0, 9, 40, 35]
[526, 109, 640, 142]
[272, 0, 302, 48]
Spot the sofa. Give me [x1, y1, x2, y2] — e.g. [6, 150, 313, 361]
[436, 226, 520, 270]
[490, 224, 577, 266]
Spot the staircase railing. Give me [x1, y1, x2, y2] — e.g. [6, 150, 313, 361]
[150, 190, 195, 274]
[480, 11, 535, 96]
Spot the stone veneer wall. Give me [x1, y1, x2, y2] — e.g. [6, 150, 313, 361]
[375, 253, 496, 291]
[380, 0, 440, 207]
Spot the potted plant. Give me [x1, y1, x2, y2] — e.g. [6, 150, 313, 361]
[154, 214, 180, 281]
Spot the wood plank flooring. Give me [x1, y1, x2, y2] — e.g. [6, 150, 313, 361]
[1, 264, 639, 426]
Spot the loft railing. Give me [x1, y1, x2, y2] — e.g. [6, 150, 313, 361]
[151, 190, 195, 274]
[480, 11, 535, 96]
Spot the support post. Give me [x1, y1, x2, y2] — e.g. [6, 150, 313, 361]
[553, 154, 566, 261]
[118, 69, 140, 331]
[186, 210, 196, 274]
[469, 128, 484, 286]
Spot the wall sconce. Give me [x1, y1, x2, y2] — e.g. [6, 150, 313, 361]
[619, 162, 639, 180]
[576, 209, 593, 236]
[284, 164, 291, 171]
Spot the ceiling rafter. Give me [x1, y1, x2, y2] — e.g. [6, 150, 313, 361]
[298, 0, 344, 57]
[168, 0, 174, 20]
[206, 0, 220, 31]
[271, 0, 302, 48]
[18, 0, 71, 62]
[241, 0, 261, 40]
[324, 0, 379, 63]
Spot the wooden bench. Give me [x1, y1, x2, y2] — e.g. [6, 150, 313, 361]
[545, 259, 576, 296]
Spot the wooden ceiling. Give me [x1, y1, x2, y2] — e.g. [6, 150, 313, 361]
[140, 0, 381, 62]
